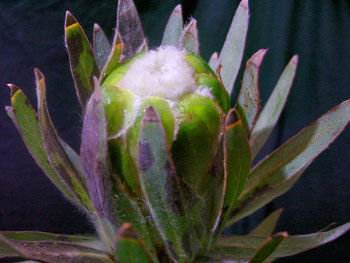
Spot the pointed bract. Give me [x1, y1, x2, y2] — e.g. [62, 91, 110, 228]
[65, 11, 100, 110]
[162, 4, 183, 47]
[117, 0, 146, 60]
[93, 23, 112, 71]
[250, 55, 298, 159]
[236, 49, 267, 133]
[216, 0, 249, 94]
[81, 77, 117, 227]
[180, 18, 200, 55]
[34, 69, 91, 215]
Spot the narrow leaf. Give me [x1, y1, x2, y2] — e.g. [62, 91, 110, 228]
[0, 234, 112, 263]
[93, 23, 112, 71]
[65, 11, 100, 110]
[249, 232, 288, 263]
[217, 0, 249, 94]
[208, 52, 218, 70]
[218, 109, 251, 232]
[137, 106, 190, 262]
[35, 69, 91, 213]
[227, 162, 308, 226]
[213, 223, 350, 261]
[117, 0, 145, 60]
[99, 31, 123, 84]
[80, 78, 117, 231]
[236, 49, 267, 133]
[161, 4, 183, 47]
[179, 18, 199, 55]
[7, 86, 82, 209]
[227, 100, 350, 225]
[111, 176, 159, 262]
[249, 209, 283, 237]
[0, 231, 104, 251]
[250, 55, 298, 159]
[115, 223, 153, 263]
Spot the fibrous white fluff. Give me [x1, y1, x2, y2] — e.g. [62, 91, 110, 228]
[120, 46, 197, 100]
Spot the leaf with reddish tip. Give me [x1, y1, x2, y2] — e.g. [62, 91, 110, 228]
[208, 52, 218, 70]
[227, 100, 350, 226]
[217, 109, 251, 233]
[115, 223, 154, 263]
[80, 77, 117, 247]
[211, 223, 350, 262]
[0, 232, 112, 263]
[65, 11, 100, 110]
[249, 232, 288, 263]
[249, 209, 283, 237]
[93, 23, 112, 71]
[236, 49, 267, 133]
[117, 0, 145, 60]
[137, 106, 192, 262]
[34, 69, 92, 214]
[7, 86, 83, 209]
[111, 175, 159, 262]
[250, 55, 298, 159]
[99, 31, 123, 83]
[161, 4, 183, 47]
[216, 0, 249, 94]
[180, 18, 200, 55]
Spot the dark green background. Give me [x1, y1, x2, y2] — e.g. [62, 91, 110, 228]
[0, 1, 349, 262]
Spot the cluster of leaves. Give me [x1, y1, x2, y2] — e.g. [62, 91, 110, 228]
[1, 0, 350, 262]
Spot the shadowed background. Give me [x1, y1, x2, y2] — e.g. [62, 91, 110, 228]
[0, 0, 349, 262]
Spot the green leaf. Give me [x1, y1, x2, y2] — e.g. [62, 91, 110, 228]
[161, 4, 183, 47]
[249, 233, 288, 263]
[111, 176, 160, 263]
[208, 52, 218, 71]
[7, 85, 83, 209]
[227, 99, 350, 225]
[218, 109, 251, 233]
[117, 0, 145, 60]
[179, 18, 199, 55]
[137, 106, 192, 262]
[249, 209, 283, 237]
[216, 0, 249, 95]
[99, 31, 123, 84]
[171, 93, 222, 193]
[236, 49, 267, 133]
[34, 69, 92, 214]
[0, 232, 111, 262]
[65, 11, 100, 110]
[80, 78, 118, 249]
[93, 23, 112, 72]
[250, 56, 298, 159]
[115, 224, 153, 263]
[213, 223, 350, 261]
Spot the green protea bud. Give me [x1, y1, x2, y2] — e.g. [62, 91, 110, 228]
[102, 46, 228, 194]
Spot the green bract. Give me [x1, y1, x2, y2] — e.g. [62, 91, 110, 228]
[2, 0, 350, 262]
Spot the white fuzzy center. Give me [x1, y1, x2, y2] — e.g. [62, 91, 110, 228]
[119, 46, 197, 100]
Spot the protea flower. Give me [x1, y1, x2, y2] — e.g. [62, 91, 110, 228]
[1, 0, 350, 262]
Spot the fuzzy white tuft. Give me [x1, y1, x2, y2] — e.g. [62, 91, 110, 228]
[120, 46, 196, 100]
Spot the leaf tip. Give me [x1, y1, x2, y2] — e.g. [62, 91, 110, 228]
[65, 11, 77, 28]
[7, 84, 19, 97]
[117, 223, 139, 239]
[173, 4, 183, 15]
[225, 108, 240, 126]
[292, 55, 299, 65]
[143, 106, 159, 123]
[240, 0, 249, 10]
[249, 49, 268, 68]
[272, 231, 289, 239]
[33, 68, 44, 83]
